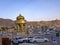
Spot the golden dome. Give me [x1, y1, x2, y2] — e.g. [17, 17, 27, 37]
[15, 14, 26, 24]
[15, 19, 26, 24]
[17, 14, 24, 20]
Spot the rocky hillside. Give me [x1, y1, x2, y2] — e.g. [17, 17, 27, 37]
[0, 18, 15, 28]
[0, 18, 60, 29]
[28, 20, 60, 27]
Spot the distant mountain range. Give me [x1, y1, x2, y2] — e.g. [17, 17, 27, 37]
[0, 18, 60, 29]
[0, 18, 14, 28]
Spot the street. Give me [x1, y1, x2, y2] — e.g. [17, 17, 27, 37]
[12, 31, 60, 45]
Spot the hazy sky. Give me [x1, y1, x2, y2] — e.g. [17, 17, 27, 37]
[0, 0, 60, 21]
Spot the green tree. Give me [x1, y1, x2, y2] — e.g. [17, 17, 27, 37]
[1, 27, 8, 31]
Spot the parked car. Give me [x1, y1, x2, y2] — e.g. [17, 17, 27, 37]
[31, 36, 49, 43]
[18, 37, 27, 43]
[11, 36, 23, 43]
[11, 37, 18, 44]
[27, 36, 33, 42]
[16, 36, 33, 43]
[18, 36, 33, 43]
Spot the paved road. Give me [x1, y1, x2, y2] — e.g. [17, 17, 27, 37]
[12, 41, 60, 45]
[19, 43, 38, 45]
[12, 42, 51, 45]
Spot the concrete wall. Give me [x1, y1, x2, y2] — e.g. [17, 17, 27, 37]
[0, 37, 2, 45]
[2, 38, 11, 45]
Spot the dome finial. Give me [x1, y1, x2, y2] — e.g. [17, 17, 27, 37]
[19, 14, 22, 16]
[16, 14, 24, 20]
